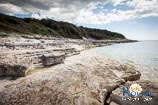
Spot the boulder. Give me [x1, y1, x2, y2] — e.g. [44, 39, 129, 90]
[41, 53, 65, 66]
[0, 50, 66, 77]
[0, 55, 141, 105]
[0, 64, 28, 77]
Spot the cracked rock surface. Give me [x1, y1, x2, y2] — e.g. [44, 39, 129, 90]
[0, 35, 136, 78]
[0, 51, 141, 105]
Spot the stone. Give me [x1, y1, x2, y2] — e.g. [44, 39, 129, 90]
[41, 53, 65, 66]
[0, 34, 140, 105]
[0, 64, 28, 77]
[0, 54, 141, 105]
[0, 50, 66, 77]
[110, 101, 119, 105]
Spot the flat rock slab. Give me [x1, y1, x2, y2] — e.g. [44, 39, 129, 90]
[0, 50, 66, 77]
[0, 53, 141, 105]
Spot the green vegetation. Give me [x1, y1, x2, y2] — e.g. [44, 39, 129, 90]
[0, 13, 126, 40]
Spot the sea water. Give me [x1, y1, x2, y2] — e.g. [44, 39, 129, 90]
[92, 40, 158, 82]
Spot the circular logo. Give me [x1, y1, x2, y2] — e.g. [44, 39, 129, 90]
[129, 84, 142, 96]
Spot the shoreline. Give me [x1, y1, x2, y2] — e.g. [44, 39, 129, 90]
[1, 34, 157, 105]
[0, 34, 137, 78]
[0, 47, 157, 105]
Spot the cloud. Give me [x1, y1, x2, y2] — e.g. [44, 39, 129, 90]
[75, 0, 158, 25]
[111, 0, 127, 6]
[0, 0, 158, 26]
[0, 0, 101, 12]
[0, 3, 25, 14]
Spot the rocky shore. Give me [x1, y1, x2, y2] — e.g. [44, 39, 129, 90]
[0, 51, 157, 105]
[0, 33, 136, 78]
[1, 33, 157, 105]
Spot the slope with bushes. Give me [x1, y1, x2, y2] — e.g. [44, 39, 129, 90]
[0, 13, 126, 40]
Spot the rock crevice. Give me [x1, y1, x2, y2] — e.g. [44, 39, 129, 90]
[0, 54, 142, 105]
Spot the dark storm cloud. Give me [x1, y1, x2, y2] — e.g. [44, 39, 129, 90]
[0, 0, 96, 14]
[0, 0, 109, 16]
[1, 0, 156, 25]
[0, 0, 97, 10]
[0, 0, 52, 10]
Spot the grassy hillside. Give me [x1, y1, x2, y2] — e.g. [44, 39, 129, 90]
[0, 13, 126, 40]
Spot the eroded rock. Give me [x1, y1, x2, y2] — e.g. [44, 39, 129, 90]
[0, 55, 141, 105]
[0, 64, 27, 77]
[41, 53, 65, 66]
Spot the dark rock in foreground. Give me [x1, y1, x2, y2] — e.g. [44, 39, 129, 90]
[0, 64, 27, 77]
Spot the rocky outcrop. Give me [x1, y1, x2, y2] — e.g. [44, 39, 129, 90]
[0, 34, 140, 105]
[0, 54, 141, 105]
[0, 50, 66, 77]
[0, 35, 87, 51]
[0, 35, 136, 78]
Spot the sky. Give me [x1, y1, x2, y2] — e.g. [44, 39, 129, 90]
[0, 0, 158, 40]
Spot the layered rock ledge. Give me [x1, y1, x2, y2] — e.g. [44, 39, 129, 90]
[0, 51, 141, 105]
[0, 34, 143, 105]
[0, 34, 136, 78]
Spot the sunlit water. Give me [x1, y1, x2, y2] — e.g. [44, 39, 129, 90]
[90, 40, 158, 82]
